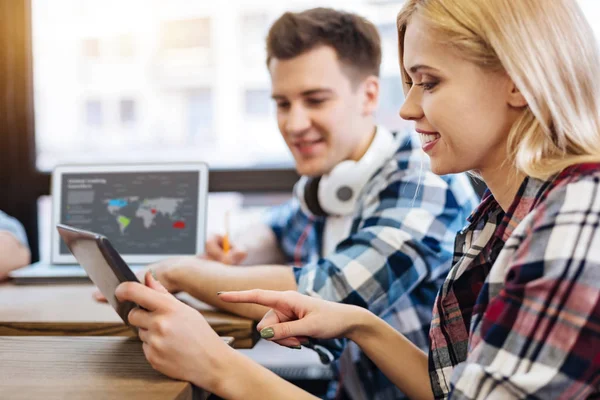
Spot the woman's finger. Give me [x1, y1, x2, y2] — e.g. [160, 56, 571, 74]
[138, 327, 149, 343]
[273, 337, 303, 348]
[93, 290, 108, 303]
[115, 282, 169, 312]
[259, 317, 316, 341]
[128, 306, 152, 329]
[256, 308, 283, 332]
[142, 342, 154, 364]
[145, 270, 169, 294]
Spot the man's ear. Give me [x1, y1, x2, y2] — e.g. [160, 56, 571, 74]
[361, 76, 380, 116]
[507, 80, 528, 108]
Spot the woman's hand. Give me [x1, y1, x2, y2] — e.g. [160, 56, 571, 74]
[115, 271, 235, 391]
[93, 259, 187, 302]
[204, 233, 248, 265]
[219, 289, 368, 348]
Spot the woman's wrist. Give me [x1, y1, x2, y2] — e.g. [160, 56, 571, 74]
[204, 346, 278, 400]
[192, 343, 241, 398]
[344, 305, 378, 343]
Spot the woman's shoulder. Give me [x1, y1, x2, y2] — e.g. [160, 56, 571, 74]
[505, 163, 600, 265]
[536, 163, 600, 219]
[499, 163, 600, 261]
[489, 164, 600, 294]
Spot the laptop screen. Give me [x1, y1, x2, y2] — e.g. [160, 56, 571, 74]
[52, 164, 208, 264]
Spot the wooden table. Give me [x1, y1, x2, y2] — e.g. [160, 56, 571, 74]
[0, 336, 233, 399]
[0, 282, 258, 348]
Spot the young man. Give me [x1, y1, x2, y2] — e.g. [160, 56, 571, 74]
[104, 8, 479, 399]
[0, 210, 31, 280]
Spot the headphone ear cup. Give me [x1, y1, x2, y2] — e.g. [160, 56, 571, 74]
[303, 176, 328, 217]
[318, 160, 359, 216]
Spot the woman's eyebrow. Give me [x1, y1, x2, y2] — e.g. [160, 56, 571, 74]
[408, 64, 440, 74]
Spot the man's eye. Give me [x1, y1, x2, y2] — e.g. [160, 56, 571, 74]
[306, 98, 326, 105]
[276, 102, 290, 109]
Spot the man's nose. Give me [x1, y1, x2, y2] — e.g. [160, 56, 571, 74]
[285, 104, 311, 134]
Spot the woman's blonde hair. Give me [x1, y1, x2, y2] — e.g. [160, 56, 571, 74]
[397, 0, 600, 179]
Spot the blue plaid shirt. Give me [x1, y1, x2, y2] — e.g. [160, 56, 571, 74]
[266, 130, 479, 400]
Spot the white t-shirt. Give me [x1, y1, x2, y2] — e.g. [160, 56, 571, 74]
[0, 210, 28, 247]
[322, 214, 354, 257]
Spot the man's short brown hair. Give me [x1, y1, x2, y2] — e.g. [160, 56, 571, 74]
[266, 8, 382, 80]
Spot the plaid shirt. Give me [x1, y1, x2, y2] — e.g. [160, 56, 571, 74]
[429, 163, 600, 399]
[267, 130, 479, 400]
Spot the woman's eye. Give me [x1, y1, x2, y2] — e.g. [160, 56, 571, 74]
[416, 81, 438, 91]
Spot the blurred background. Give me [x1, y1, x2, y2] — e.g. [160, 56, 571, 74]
[1, 0, 600, 261]
[32, 0, 411, 171]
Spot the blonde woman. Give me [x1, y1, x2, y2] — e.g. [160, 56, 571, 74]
[115, 0, 600, 398]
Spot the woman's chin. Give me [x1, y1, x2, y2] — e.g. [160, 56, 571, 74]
[429, 160, 467, 176]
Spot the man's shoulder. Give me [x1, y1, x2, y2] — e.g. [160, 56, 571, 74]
[371, 131, 474, 193]
[360, 130, 479, 216]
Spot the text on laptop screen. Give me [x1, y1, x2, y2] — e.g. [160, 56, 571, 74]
[59, 171, 199, 255]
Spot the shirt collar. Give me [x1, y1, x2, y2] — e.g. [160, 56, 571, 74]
[465, 163, 600, 243]
[494, 176, 551, 242]
[497, 163, 600, 241]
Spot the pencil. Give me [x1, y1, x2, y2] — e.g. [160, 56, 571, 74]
[222, 211, 231, 255]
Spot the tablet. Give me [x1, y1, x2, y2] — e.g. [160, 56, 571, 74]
[57, 223, 140, 328]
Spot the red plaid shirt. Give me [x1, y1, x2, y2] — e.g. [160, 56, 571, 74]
[429, 163, 600, 399]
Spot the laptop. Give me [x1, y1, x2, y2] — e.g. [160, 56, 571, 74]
[10, 163, 209, 284]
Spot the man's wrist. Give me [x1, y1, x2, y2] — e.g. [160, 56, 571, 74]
[159, 262, 191, 293]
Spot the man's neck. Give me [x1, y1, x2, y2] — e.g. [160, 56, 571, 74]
[349, 125, 377, 162]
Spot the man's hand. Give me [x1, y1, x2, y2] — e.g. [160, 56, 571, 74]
[204, 233, 248, 265]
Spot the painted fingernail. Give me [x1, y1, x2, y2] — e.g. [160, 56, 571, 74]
[260, 327, 275, 339]
[287, 345, 302, 350]
[150, 269, 157, 280]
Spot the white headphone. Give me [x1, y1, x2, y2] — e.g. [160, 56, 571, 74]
[294, 126, 398, 217]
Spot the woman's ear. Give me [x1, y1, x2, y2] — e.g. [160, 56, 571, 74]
[507, 81, 528, 108]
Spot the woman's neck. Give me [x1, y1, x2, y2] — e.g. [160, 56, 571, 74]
[479, 162, 525, 213]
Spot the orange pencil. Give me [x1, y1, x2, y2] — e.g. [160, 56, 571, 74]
[222, 211, 231, 255]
